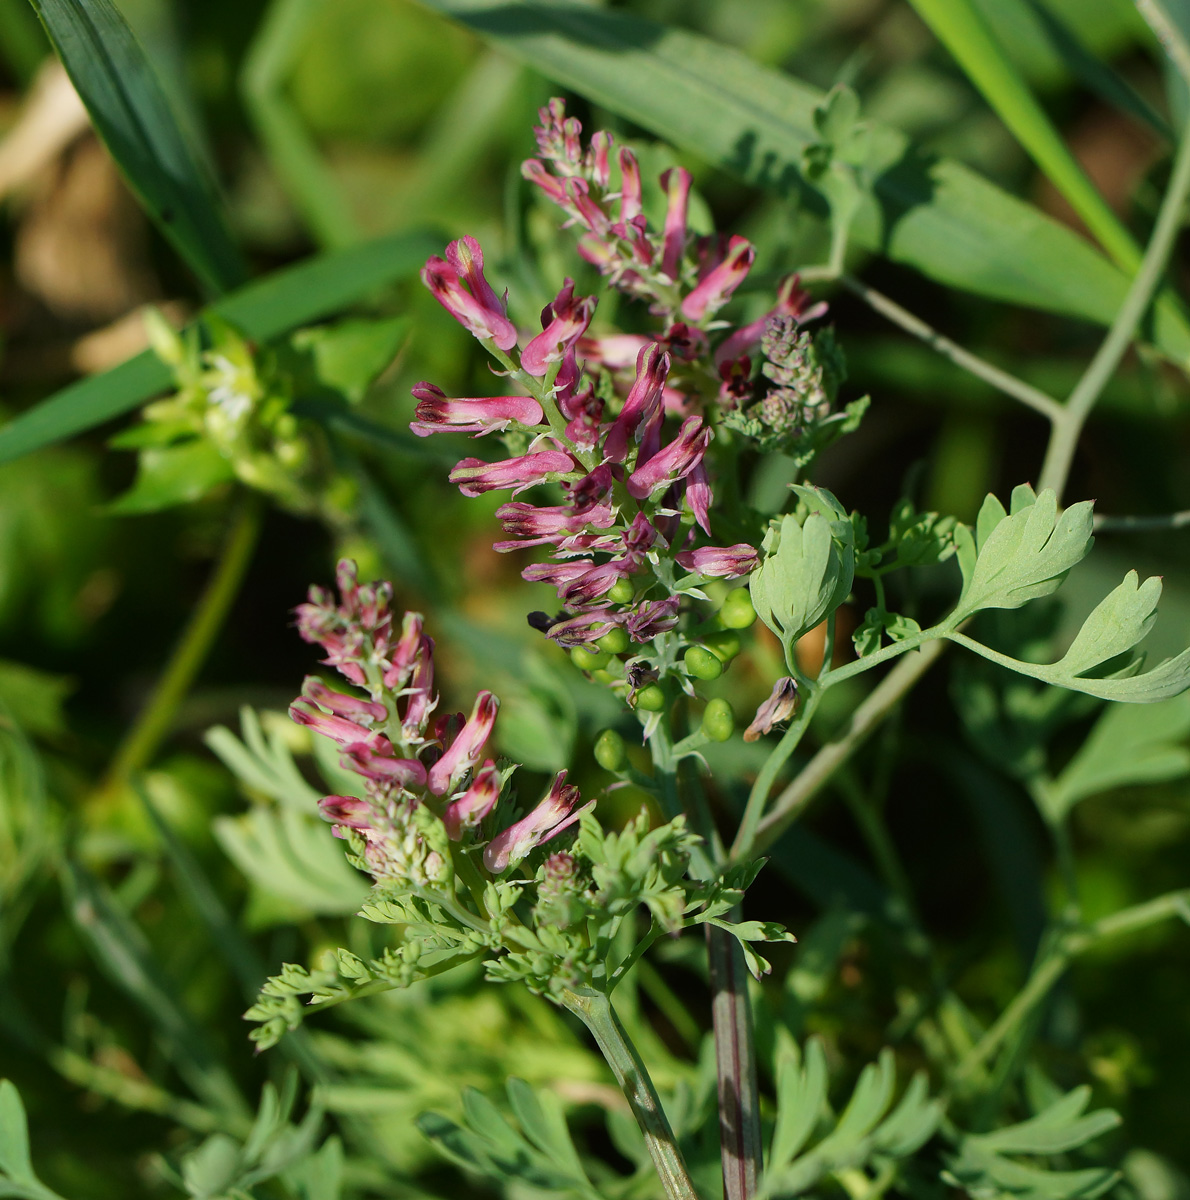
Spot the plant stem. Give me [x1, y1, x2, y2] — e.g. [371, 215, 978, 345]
[1038, 113, 1190, 499]
[96, 494, 263, 802]
[1136, 0, 1190, 88]
[561, 986, 702, 1200]
[838, 274, 1064, 421]
[706, 921, 762, 1200]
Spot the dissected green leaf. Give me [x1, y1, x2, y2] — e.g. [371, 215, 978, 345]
[28, 0, 246, 294]
[417, 0, 1190, 362]
[952, 488, 1095, 620]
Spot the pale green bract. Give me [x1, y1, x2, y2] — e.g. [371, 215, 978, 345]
[750, 485, 855, 665]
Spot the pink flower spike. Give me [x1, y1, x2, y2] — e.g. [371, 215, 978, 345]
[483, 772, 593, 872]
[422, 244, 517, 351]
[744, 678, 800, 742]
[522, 280, 597, 376]
[522, 158, 569, 205]
[444, 759, 501, 840]
[449, 451, 576, 498]
[342, 748, 428, 790]
[686, 462, 713, 534]
[626, 416, 710, 499]
[401, 636, 437, 741]
[681, 235, 756, 321]
[603, 343, 670, 463]
[660, 167, 691, 282]
[619, 148, 642, 223]
[589, 131, 612, 189]
[675, 544, 758, 578]
[410, 384, 544, 438]
[428, 691, 499, 796]
[289, 698, 391, 752]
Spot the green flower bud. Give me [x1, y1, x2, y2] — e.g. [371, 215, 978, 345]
[701, 698, 735, 742]
[704, 630, 741, 662]
[633, 683, 666, 712]
[597, 627, 630, 655]
[684, 645, 724, 680]
[606, 578, 635, 605]
[721, 587, 757, 629]
[594, 729, 627, 771]
[571, 646, 611, 671]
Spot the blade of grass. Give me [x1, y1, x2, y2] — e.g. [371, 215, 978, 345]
[0, 228, 442, 464]
[28, 0, 247, 293]
[415, 0, 1190, 364]
[907, 0, 1141, 272]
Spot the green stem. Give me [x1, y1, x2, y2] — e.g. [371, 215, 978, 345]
[97, 494, 263, 800]
[1095, 507, 1190, 532]
[561, 986, 702, 1200]
[838, 274, 1064, 422]
[1038, 113, 1190, 499]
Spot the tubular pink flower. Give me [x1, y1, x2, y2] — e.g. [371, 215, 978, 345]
[410, 384, 544, 438]
[401, 636, 437, 741]
[675, 544, 758, 578]
[577, 333, 650, 371]
[590, 130, 612, 189]
[543, 608, 619, 646]
[428, 691, 499, 796]
[522, 158, 569, 204]
[603, 344, 670, 463]
[422, 240, 517, 351]
[744, 677, 800, 742]
[289, 698, 390, 752]
[383, 612, 426, 690]
[681, 235, 756, 321]
[341, 747, 428, 790]
[319, 795, 374, 833]
[660, 167, 691, 281]
[449, 451, 576, 497]
[626, 597, 680, 642]
[300, 677, 387, 724]
[565, 178, 611, 236]
[686, 462, 713, 534]
[626, 416, 711, 499]
[483, 772, 593, 872]
[618, 148, 642, 223]
[444, 759, 501, 840]
[522, 280, 597, 376]
[494, 500, 617, 550]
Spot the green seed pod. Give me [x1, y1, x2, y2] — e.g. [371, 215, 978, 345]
[634, 683, 666, 712]
[720, 587, 757, 629]
[684, 645, 724, 680]
[594, 728, 627, 771]
[701, 697, 735, 742]
[704, 630, 741, 662]
[597, 627, 631, 655]
[591, 668, 615, 685]
[571, 646, 610, 671]
[606, 578, 635, 605]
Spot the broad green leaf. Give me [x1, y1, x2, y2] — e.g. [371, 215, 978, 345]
[417, 0, 1190, 363]
[107, 439, 235, 513]
[952, 489, 1094, 619]
[1043, 692, 1190, 819]
[0, 229, 441, 466]
[28, 0, 246, 294]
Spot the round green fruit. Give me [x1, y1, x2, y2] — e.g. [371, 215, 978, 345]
[701, 698, 736, 742]
[594, 729, 627, 771]
[684, 645, 724, 680]
[606, 578, 635, 605]
[633, 683, 666, 712]
[704, 630, 741, 662]
[571, 646, 610, 671]
[597, 627, 631, 655]
[720, 588, 757, 629]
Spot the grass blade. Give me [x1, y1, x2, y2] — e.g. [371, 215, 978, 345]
[0, 228, 441, 464]
[415, 0, 1190, 364]
[28, 0, 246, 293]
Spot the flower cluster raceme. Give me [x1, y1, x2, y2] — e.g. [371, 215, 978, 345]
[291, 560, 592, 883]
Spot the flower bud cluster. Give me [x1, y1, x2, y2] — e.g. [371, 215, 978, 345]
[292, 560, 593, 885]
